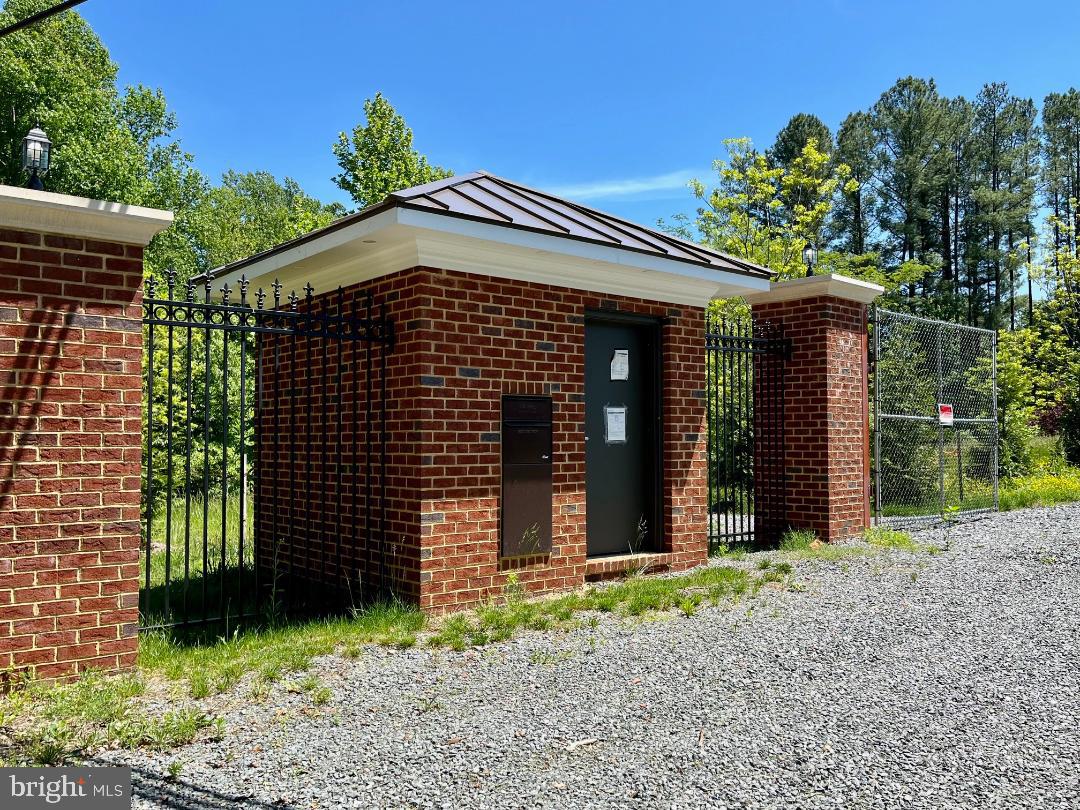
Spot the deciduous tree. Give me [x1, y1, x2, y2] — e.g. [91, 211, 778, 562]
[332, 93, 451, 209]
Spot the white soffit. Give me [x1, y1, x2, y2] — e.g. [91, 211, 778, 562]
[210, 207, 770, 306]
[0, 184, 173, 246]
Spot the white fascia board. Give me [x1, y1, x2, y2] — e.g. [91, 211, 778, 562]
[209, 205, 771, 306]
[743, 274, 885, 306]
[398, 208, 771, 296]
[412, 233, 743, 306]
[209, 207, 402, 290]
[0, 184, 173, 246]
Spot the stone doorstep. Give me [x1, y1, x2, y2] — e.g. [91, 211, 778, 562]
[584, 552, 674, 581]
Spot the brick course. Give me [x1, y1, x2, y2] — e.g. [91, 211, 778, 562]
[751, 295, 871, 540]
[0, 228, 144, 682]
[255, 273, 424, 604]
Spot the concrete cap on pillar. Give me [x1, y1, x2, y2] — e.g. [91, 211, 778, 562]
[0, 184, 173, 246]
[742, 273, 885, 306]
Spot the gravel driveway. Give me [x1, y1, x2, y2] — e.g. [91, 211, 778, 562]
[113, 505, 1080, 809]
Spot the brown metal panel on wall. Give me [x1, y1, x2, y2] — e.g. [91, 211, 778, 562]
[501, 396, 553, 557]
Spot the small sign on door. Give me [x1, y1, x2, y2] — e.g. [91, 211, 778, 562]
[610, 349, 629, 381]
[604, 405, 627, 444]
[938, 403, 954, 426]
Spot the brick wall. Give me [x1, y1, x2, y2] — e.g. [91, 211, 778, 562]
[260, 266, 709, 612]
[256, 273, 425, 604]
[752, 295, 870, 541]
[0, 227, 144, 682]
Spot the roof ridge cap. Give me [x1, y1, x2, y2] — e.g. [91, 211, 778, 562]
[388, 171, 481, 200]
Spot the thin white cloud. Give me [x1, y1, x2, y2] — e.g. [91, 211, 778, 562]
[545, 169, 696, 201]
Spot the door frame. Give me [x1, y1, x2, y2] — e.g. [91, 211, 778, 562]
[583, 310, 664, 556]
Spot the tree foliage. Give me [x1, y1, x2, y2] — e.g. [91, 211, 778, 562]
[669, 136, 927, 299]
[194, 171, 346, 271]
[0, 0, 149, 200]
[769, 113, 833, 169]
[673, 76, 1080, 473]
[2, 2, 453, 505]
[332, 92, 452, 209]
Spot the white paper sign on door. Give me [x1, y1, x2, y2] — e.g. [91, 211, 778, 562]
[610, 349, 629, 381]
[604, 405, 627, 444]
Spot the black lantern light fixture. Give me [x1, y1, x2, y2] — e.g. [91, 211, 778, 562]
[21, 125, 52, 191]
[801, 242, 817, 277]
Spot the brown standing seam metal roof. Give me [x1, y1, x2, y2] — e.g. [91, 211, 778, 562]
[202, 171, 773, 281]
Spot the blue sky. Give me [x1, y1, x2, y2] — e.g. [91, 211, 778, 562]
[82, 0, 1080, 227]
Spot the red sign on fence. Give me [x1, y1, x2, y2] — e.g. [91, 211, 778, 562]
[938, 403, 954, 426]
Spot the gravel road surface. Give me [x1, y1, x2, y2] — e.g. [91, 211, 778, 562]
[113, 504, 1080, 809]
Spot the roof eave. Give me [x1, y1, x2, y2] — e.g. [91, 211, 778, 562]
[192, 198, 396, 283]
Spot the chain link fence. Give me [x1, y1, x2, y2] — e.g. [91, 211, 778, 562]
[872, 308, 998, 525]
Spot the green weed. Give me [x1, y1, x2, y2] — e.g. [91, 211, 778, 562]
[0, 671, 218, 765]
[779, 529, 819, 551]
[999, 469, 1080, 511]
[424, 565, 752, 650]
[864, 526, 920, 551]
[139, 600, 425, 692]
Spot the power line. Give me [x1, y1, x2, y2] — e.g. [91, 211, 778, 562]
[0, 0, 89, 39]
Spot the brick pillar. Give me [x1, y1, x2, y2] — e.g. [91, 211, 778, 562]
[748, 275, 883, 542]
[0, 186, 171, 682]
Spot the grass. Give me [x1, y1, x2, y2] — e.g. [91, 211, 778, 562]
[864, 526, 922, 552]
[142, 495, 256, 628]
[7, 490, 987, 767]
[779, 529, 819, 551]
[999, 468, 1080, 511]
[775, 528, 870, 562]
[0, 601, 423, 766]
[774, 526, 938, 561]
[147, 494, 251, 587]
[0, 564, 776, 764]
[139, 601, 425, 698]
[0, 670, 220, 766]
[878, 443, 1080, 518]
[878, 467, 1080, 516]
[426, 564, 757, 650]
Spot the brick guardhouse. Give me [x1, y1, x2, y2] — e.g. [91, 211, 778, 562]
[204, 172, 883, 612]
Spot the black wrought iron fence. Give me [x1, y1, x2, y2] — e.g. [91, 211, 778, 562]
[705, 314, 787, 551]
[141, 272, 393, 630]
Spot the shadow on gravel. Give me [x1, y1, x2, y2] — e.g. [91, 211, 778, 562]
[89, 758, 297, 810]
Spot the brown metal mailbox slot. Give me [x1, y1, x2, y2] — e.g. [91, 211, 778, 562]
[501, 395, 553, 557]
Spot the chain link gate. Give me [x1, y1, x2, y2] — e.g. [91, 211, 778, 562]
[141, 273, 394, 630]
[705, 314, 787, 551]
[871, 307, 998, 525]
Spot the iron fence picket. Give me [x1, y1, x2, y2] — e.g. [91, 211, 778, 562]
[140, 274, 393, 631]
[704, 314, 787, 551]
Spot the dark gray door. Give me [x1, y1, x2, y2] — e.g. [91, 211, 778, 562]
[584, 316, 659, 556]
